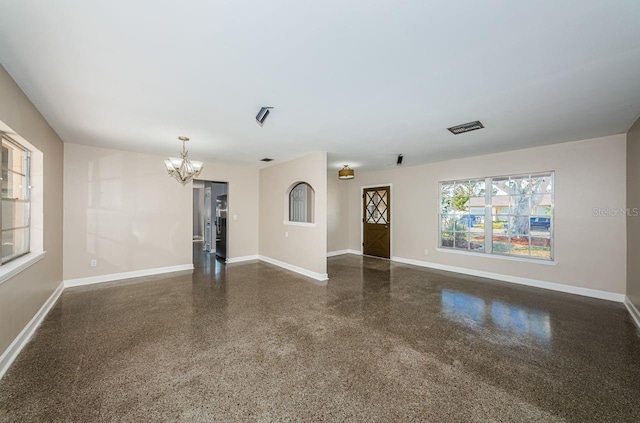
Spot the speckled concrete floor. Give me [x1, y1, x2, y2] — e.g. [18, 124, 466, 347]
[1, 250, 639, 422]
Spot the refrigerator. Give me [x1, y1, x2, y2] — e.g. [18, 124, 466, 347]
[203, 187, 213, 252]
[215, 194, 228, 260]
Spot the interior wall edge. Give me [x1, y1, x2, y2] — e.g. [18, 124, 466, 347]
[625, 296, 640, 329]
[258, 255, 328, 283]
[226, 255, 260, 264]
[626, 115, 640, 317]
[0, 281, 64, 381]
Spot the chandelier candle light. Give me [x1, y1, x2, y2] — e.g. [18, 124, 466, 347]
[164, 136, 204, 185]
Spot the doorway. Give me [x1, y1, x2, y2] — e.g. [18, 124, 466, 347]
[362, 185, 391, 259]
[193, 180, 229, 266]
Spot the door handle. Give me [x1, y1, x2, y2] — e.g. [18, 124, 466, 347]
[385, 226, 388, 229]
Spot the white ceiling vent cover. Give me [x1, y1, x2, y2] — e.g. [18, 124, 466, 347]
[447, 121, 484, 135]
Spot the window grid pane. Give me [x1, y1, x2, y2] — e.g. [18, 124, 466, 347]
[289, 182, 314, 223]
[440, 173, 553, 260]
[1, 137, 30, 264]
[2, 228, 29, 263]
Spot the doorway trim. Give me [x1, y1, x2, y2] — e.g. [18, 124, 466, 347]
[193, 179, 230, 263]
[360, 183, 393, 259]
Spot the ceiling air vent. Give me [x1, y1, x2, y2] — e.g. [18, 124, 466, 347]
[447, 120, 484, 135]
[256, 107, 273, 126]
[260, 158, 274, 162]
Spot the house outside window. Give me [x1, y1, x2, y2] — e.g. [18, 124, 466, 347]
[439, 172, 554, 260]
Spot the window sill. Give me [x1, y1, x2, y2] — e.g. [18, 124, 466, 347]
[283, 221, 316, 227]
[435, 248, 556, 266]
[0, 251, 47, 286]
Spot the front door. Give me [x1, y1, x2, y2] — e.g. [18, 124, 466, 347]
[363, 186, 391, 259]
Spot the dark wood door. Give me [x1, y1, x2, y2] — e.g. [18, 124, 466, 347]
[363, 186, 391, 259]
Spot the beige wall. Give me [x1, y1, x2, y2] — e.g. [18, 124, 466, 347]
[63, 144, 260, 281]
[327, 171, 350, 253]
[64, 143, 192, 280]
[197, 164, 259, 259]
[259, 152, 327, 276]
[0, 65, 64, 354]
[346, 135, 627, 295]
[627, 117, 640, 308]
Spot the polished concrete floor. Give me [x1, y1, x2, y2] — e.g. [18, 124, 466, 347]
[1, 248, 639, 422]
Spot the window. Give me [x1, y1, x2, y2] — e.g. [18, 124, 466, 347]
[439, 172, 554, 260]
[1, 136, 30, 264]
[289, 182, 314, 223]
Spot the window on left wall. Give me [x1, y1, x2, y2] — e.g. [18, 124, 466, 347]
[1, 136, 30, 264]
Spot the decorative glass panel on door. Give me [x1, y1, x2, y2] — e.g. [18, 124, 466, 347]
[365, 189, 388, 224]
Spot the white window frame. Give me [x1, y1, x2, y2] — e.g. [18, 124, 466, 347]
[0, 124, 45, 286]
[1, 136, 31, 264]
[285, 182, 315, 226]
[438, 172, 555, 262]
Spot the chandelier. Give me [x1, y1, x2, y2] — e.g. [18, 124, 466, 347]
[164, 136, 204, 185]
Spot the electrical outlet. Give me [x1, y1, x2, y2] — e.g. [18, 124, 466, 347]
[91, 259, 97, 267]
[285, 232, 288, 238]
[424, 249, 429, 255]
[233, 214, 238, 220]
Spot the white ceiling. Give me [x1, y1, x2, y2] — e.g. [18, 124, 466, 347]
[1, 1, 639, 171]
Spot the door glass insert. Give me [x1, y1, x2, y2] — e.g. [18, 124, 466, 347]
[365, 190, 388, 224]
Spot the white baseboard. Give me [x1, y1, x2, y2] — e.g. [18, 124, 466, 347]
[258, 255, 328, 283]
[2, 264, 194, 380]
[390, 256, 625, 303]
[227, 255, 259, 264]
[327, 249, 363, 257]
[64, 264, 194, 288]
[0, 281, 64, 381]
[327, 250, 349, 257]
[624, 296, 640, 329]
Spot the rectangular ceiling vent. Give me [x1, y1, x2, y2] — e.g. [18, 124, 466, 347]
[447, 120, 484, 135]
[260, 158, 274, 162]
